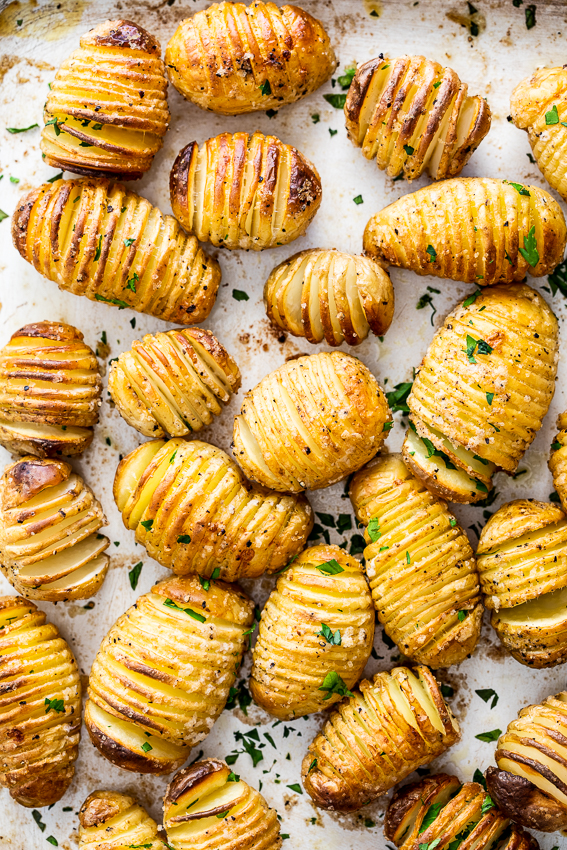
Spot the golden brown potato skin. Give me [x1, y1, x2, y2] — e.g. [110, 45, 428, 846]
[385, 773, 538, 850]
[41, 20, 169, 179]
[12, 179, 220, 325]
[114, 437, 313, 581]
[511, 66, 567, 202]
[0, 456, 109, 601]
[165, 1, 335, 116]
[350, 454, 482, 667]
[233, 351, 392, 492]
[0, 596, 81, 807]
[164, 759, 282, 849]
[264, 249, 394, 346]
[0, 321, 102, 458]
[363, 177, 567, 284]
[85, 575, 254, 774]
[301, 665, 459, 812]
[549, 410, 567, 511]
[487, 691, 567, 832]
[346, 55, 491, 181]
[170, 132, 322, 250]
[78, 790, 167, 849]
[250, 544, 374, 719]
[108, 328, 241, 438]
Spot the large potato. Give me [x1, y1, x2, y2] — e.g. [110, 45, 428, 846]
[85, 575, 254, 774]
[12, 179, 220, 325]
[363, 177, 567, 284]
[78, 790, 167, 849]
[402, 284, 558, 503]
[170, 132, 322, 250]
[250, 544, 374, 719]
[233, 351, 391, 492]
[0, 321, 102, 457]
[0, 596, 81, 807]
[346, 55, 491, 181]
[114, 438, 312, 581]
[41, 20, 169, 179]
[165, 1, 335, 116]
[350, 454, 482, 667]
[549, 410, 567, 511]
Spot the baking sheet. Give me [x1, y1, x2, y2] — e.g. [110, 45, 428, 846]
[2, 0, 567, 847]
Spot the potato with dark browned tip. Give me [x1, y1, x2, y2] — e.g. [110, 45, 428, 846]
[78, 790, 167, 849]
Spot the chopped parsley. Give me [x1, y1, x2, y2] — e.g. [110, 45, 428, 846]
[311, 113, 320, 123]
[128, 562, 143, 590]
[473, 768, 487, 789]
[504, 180, 530, 196]
[232, 289, 249, 301]
[7, 123, 39, 133]
[486, 392, 494, 405]
[419, 802, 443, 834]
[481, 795, 495, 814]
[353, 194, 364, 205]
[124, 237, 135, 247]
[199, 568, 220, 592]
[337, 66, 356, 89]
[463, 290, 482, 308]
[319, 670, 353, 700]
[317, 559, 344, 575]
[32, 811, 46, 832]
[367, 517, 381, 543]
[125, 271, 139, 292]
[324, 93, 347, 109]
[0, 210, 8, 223]
[163, 598, 206, 622]
[177, 534, 192, 544]
[316, 623, 341, 645]
[426, 244, 437, 263]
[548, 258, 567, 297]
[94, 234, 103, 261]
[475, 728, 501, 742]
[545, 105, 559, 125]
[141, 741, 153, 753]
[260, 79, 272, 96]
[226, 680, 252, 716]
[457, 610, 467, 622]
[386, 381, 413, 413]
[403, 144, 415, 155]
[44, 697, 64, 714]
[94, 294, 128, 309]
[464, 334, 493, 363]
[525, 4, 536, 28]
[518, 225, 539, 267]
[140, 518, 153, 531]
[441, 683, 454, 698]
[476, 688, 498, 708]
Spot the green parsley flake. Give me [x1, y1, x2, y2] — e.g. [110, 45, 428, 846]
[232, 289, 249, 301]
[367, 517, 381, 543]
[316, 623, 341, 645]
[519, 225, 539, 267]
[163, 598, 206, 622]
[128, 561, 143, 590]
[318, 670, 353, 700]
[317, 559, 344, 575]
[545, 104, 559, 125]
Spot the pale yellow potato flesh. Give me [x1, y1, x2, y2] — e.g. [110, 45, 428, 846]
[78, 789, 167, 850]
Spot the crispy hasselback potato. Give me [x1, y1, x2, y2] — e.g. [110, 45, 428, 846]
[78, 790, 167, 849]
[108, 328, 241, 438]
[170, 132, 322, 251]
[12, 179, 220, 325]
[476, 499, 567, 668]
[486, 691, 567, 832]
[345, 55, 491, 181]
[402, 284, 558, 504]
[363, 177, 567, 284]
[233, 351, 391, 492]
[350, 454, 482, 667]
[249, 544, 374, 719]
[549, 410, 567, 511]
[385, 773, 538, 850]
[0, 596, 81, 807]
[41, 20, 169, 179]
[165, 1, 335, 116]
[85, 574, 254, 774]
[511, 66, 567, 202]
[0, 456, 109, 601]
[263, 249, 394, 347]
[0, 321, 102, 458]
[163, 758, 282, 849]
[301, 664, 459, 812]
[114, 437, 312, 581]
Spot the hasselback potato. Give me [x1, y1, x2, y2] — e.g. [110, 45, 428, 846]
[170, 132, 322, 251]
[165, 1, 335, 116]
[476, 499, 567, 668]
[385, 773, 538, 850]
[350, 453, 482, 667]
[0, 596, 81, 807]
[78, 790, 167, 849]
[108, 328, 241, 438]
[345, 54, 491, 181]
[302, 664, 459, 812]
[549, 410, 567, 511]
[233, 351, 391, 492]
[511, 66, 567, 202]
[0, 456, 109, 601]
[114, 437, 312, 581]
[41, 20, 169, 179]
[85, 574, 254, 774]
[0, 321, 102, 458]
[250, 544, 374, 719]
[486, 691, 567, 832]
[164, 758, 282, 850]
[402, 283, 558, 503]
[263, 249, 394, 347]
[363, 177, 567, 284]
[12, 178, 220, 324]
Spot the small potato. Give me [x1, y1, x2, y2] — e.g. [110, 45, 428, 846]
[264, 249, 394, 347]
[165, 1, 335, 116]
[170, 132, 322, 251]
[108, 328, 241, 438]
[346, 55, 491, 181]
[302, 664, 459, 812]
[0, 321, 102, 458]
[233, 351, 391, 492]
[85, 575, 254, 774]
[0, 596, 81, 807]
[78, 790, 167, 849]
[164, 759, 282, 849]
[363, 177, 567, 285]
[549, 410, 567, 511]
[41, 20, 169, 179]
[250, 544, 374, 719]
[0, 456, 109, 601]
